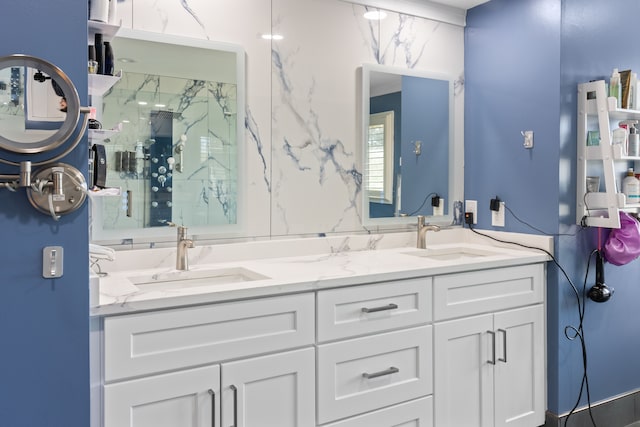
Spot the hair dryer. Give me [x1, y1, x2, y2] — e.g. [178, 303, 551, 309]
[588, 250, 614, 303]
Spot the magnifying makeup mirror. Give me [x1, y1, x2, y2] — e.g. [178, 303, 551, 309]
[0, 54, 82, 155]
[0, 54, 91, 219]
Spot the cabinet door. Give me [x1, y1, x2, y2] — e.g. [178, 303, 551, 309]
[221, 348, 315, 427]
[104, 365, 219, 427]
[494, 305, 545, 427]
[434, 314, 494, 427]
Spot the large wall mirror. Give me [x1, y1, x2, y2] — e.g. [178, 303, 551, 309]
[90, 29, 245, 243]
[361, 63, 460, 226]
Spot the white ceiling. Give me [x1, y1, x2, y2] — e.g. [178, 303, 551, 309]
[428, 0, 490, 9]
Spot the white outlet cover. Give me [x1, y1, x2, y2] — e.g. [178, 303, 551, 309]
[491, 202, 505, 227]
[465, 199, 477, 224]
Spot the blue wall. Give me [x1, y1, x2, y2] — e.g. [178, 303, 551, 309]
[467, 0, 640, 416]
[401, 75, 449, 216]
[0, 1, 89, 426]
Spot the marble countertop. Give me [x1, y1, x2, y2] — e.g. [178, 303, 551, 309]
[91, 229, 553, 316]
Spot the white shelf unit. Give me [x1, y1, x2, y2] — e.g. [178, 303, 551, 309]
[88, 21, 119, 45]
[577, 80, 640, 228]
[88, 73, 121, 98]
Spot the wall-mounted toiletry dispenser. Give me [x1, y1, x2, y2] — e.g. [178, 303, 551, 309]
[0, 54, 91, 220]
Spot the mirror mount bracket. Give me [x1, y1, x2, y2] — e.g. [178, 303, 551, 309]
[25, 163, 87, 221]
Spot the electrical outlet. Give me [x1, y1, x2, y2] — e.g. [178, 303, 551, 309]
[491, 202, 505, 227]
[465, 200, 477, 224]
[433, 198, 444, 216]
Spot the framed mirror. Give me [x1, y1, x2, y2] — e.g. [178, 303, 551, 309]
[0, 54, 81, 154]
[90, 29, 245, 243]
[361, 63, 460, 226]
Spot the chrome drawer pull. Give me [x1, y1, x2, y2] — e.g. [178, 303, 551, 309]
[229, 385, 238, 427]
[207, 389, 215, 427]
[487, 330, 496, 365]
[498, 328, 507, 363]
[361, 303, 398, 313]
[362, 366, 399, 379]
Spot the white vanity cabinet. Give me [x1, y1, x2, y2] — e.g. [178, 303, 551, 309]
[96, 258, 548, 427]
[433, 264, 546, 427]
[102, 293, 316, 427]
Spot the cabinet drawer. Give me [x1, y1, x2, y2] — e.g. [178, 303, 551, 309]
[433, 263, 544, 320]
[104, 293, 315, 381]
[317, 326, 432, 424]
[323, 397, 432, 427]
[317, 278, 432, 342]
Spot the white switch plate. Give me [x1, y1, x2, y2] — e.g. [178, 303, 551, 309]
[43, 246, 64, 278]
[465, 200, 477, 224]
[491, 202, 505, 227]
[523, 130, 534, 149]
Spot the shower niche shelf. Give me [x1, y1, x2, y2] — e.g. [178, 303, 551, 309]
[577, 80, 640, 229]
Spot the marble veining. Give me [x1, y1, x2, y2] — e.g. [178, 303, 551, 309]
[179, 0, 207, 38]
[245, 108, 271, 192]
[380, 14, 432, 67]
[271, 41, 364, 233]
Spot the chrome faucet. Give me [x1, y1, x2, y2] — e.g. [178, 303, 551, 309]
[176, 225, 194, 270]
[417, 215, 440, 249]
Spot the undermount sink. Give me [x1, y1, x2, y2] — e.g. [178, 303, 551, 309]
[403, 246, 502, 261]
[127, 267, 270, 291]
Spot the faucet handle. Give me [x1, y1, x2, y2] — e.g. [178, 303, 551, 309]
[417, 215, 426, 227]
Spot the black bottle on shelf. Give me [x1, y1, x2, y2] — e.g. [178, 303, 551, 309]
[104, 41, 114, 76]
[94, 32, 104, 74]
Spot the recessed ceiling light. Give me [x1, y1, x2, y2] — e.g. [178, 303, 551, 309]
[155, 104, 166, 108]
[261, 33, 284, 40]
[138, 101, 148, 106]
[119, 58, 136, 63]
[364, 10, 387, 20]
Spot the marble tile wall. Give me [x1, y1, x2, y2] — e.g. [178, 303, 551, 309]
[111, 0, 464, 242]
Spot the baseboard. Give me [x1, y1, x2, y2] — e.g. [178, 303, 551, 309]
[545, 390, 640, 427]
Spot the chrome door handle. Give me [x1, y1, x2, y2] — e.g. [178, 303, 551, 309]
[229, 385, 237, 427]
[487, 330, 496, 365]
[208, 389, 215, 427]
[498, 328, 507, 363]
[362, 366, 399, 379]
[361, 303, 398, 313]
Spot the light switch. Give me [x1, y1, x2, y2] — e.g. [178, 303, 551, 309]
[43, 246, 63, 279]
[522, 130, 534, 149]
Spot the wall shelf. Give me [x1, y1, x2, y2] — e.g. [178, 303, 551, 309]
[88, 122, 123, 143]
[577, 80, 640, 228]
[88, 21, 119, 44]
[88, 72, 122, 97]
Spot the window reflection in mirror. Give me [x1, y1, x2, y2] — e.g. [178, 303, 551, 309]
[90, 29, 245, 243]
[367, 110, 395, 205]
[363, 64, 455, 224]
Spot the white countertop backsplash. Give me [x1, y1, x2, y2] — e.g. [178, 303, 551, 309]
[91, 228, 553, 316]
